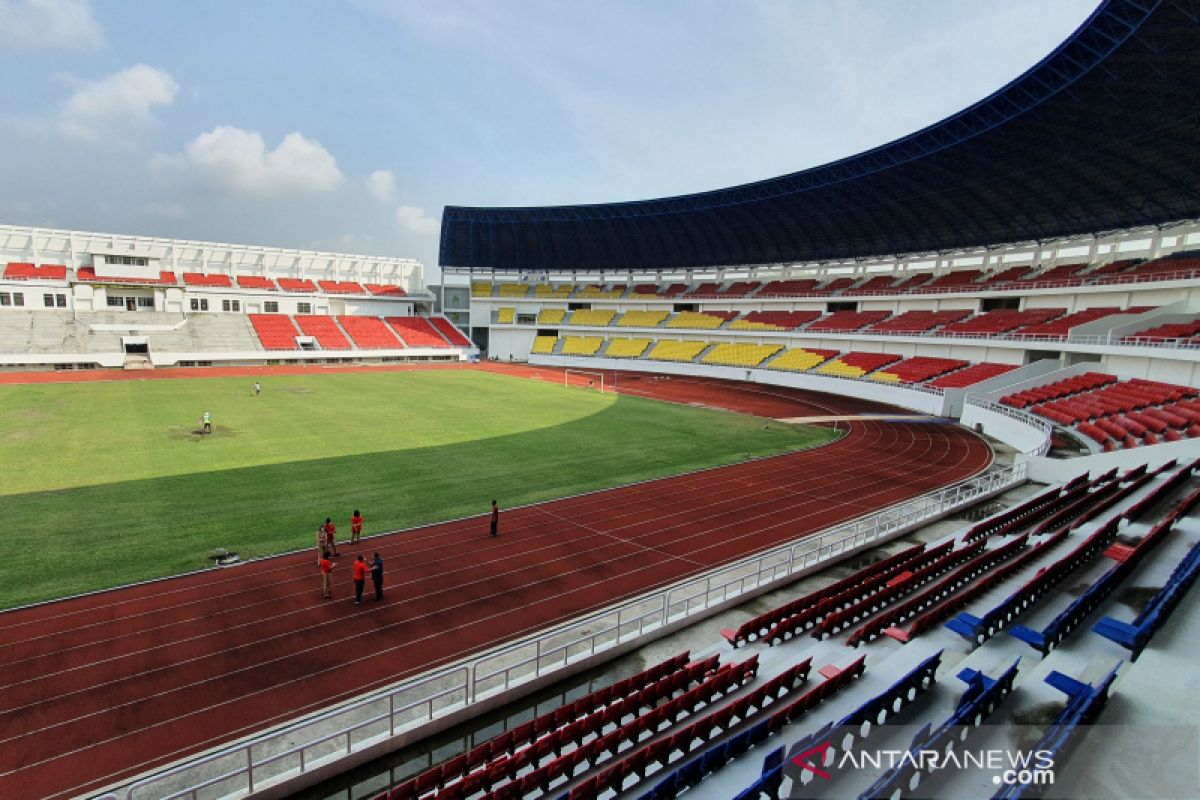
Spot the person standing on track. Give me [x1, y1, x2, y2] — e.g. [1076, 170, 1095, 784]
[350, 509, 363, 544]
[321, 517, 340, 557]
[316, 523, 329, 563]
[489, 499, 499, 537]
[370, 552, 384, 600]
[352, 554, 368, 605]
[319, 552, 334, 599]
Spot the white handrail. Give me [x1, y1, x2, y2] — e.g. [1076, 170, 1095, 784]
[110, 463, 1024, 800]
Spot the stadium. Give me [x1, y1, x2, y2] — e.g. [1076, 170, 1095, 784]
[2, 1, 1200, 800]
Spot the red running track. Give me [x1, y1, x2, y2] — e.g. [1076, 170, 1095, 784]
[0, 366, 992, 799]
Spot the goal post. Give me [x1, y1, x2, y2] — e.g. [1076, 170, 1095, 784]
[564, 369, 606, 393]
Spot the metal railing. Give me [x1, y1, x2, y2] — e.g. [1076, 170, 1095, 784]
[963, 396, 1054, 456]
[111, 463, 1024, 800]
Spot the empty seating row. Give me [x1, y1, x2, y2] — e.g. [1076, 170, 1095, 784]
[664, 311, 737, 329]
[864, 309, 970, 334]
[857, 660, 1020, 800]
[847, 535, 1031, 646]
[805, 309, 890, 333]
[561, 336, 603, 356]
[605, 337, 652, 358]
[277, 277, 318, 292]
[616, 310, 670, 328]
[764, 347, 837, 372]
[939, 307, 1065, 336]
[870, 356, 969, 384]
[383, 653, 696, 799]
[1001, 371, 1117, 408]
[388, 316, 454, 348]
[720, 542, 934, 647]
[814, 351, 901, 378]
[701, 343, 783, 368]
[646, 340, 707, 362]
[429, 317, 472, 346]
[3, 262, 68, 280]
[337, 315, 401, 348]
[926, 361, 1016, 388]
[1011, 306, 1136, 338]
[568, 309, 616, 326]
[318, 280, 367, 294]
[733, 653, 938, 800]
[295, 314, 350, 348]
[1009, 469, 1199, 655]
[249, 313, 299, 349]
[728, 311, 820, 331]
[182, 272, 234, 287]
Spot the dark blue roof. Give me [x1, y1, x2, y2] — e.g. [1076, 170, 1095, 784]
[440, 0, 1200, 272]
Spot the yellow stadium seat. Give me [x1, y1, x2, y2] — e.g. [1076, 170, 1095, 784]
[471, 281, 493, 297]
[702, 343, 783, 367]
[531, 335, 557, 354]
[534, 283, 575, 297]
[665, 312, 727, 329]
[537, 308, 567, 325]
[647, 339, 709, 362]
[605, 337, 652, 358]
[870, 372, 901, 383]
[617, 310, 669, 327]
[562, 336, 604, 356]
[496, 307, 515, 324]
[729, 318, 787, 331]
[768, 349, 835, 372]
[568, 309, 617, 326]
[498, 283, 531, 297]
[816, 359, 866, 378]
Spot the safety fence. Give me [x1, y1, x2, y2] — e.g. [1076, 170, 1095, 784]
[105, 463, 1025, 800]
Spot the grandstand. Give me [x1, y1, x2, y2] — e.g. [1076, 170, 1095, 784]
[0, 224, 473, 369]
[6, 2, 1200, 800]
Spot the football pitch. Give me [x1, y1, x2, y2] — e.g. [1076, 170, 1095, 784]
[0, 369, 834, 608]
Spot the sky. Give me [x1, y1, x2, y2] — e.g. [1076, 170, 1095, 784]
[0, 0, 1100, 278]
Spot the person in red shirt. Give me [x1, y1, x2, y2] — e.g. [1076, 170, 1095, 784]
[352, 554, 368, 605]
[321, 518, 339, 557]
[350, 510, 363, 544]
[319, 553, 334, 600]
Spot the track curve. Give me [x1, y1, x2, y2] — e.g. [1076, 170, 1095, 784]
[0, 365, 992, 799]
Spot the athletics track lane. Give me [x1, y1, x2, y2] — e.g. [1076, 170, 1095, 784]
[0, 366, 992, 799]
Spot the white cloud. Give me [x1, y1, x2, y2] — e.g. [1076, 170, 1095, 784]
[365, 169, 395, 203]
[395, 205, 440, 236]
[59, 64, 178, 140]
[179, 126, 344, 196]
[0, 0, 101, 48]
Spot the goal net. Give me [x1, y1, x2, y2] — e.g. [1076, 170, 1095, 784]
[564, 369, 606, 393]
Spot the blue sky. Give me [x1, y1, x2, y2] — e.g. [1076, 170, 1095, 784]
[0, 0, 1098, 277]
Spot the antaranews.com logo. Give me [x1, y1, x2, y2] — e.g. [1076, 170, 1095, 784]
[787, 740, 1055, 796]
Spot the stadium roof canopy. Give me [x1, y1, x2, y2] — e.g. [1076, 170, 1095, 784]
[440, 0, 1200, 272]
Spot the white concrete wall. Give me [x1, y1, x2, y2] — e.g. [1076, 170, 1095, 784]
[959, 402, 1050, 454]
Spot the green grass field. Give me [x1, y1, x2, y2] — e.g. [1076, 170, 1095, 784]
[0, 369, 834, 608]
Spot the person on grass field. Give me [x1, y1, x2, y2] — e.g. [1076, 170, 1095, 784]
[201, 411, 212, 434]
[350, 509, 363, 544]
